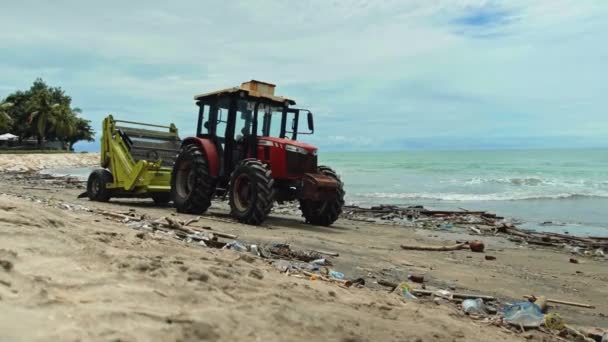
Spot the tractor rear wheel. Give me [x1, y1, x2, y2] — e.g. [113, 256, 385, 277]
[300, 166, 345, 226]
[171, 144, 216, 214]
[229, 159, 274, 225]
[151, 192, 171, 205]
[87, 169, 113, 202]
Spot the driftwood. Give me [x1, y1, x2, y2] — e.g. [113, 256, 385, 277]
[400, 243, 467, 251]
[523, 295, 595, 309]
[193, 225, 238, 239]
[182, 216, 200, 226]
[313, 250, 340, 257]
[164, 217, 196, 235]
[377, 280, 495, 301]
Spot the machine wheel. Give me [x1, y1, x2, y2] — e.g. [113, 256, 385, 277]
[300, 166, 345, 226]
[229, 159, 274, 225]
[171, 144, 216, 214]
[87, 169, 113, 202]
[151, 192, 171, 205]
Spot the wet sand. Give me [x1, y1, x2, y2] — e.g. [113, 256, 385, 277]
[0, 155, 606, 341]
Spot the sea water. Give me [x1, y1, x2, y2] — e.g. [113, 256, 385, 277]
[320, 148, 608, 237]
[46, 148, 608, 236]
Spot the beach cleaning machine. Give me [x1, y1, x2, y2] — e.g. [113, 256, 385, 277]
[85, 115, 180, 204]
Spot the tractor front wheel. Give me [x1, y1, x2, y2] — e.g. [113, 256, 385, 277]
[300, 166, 345, 226]
[87, 169, 113, 202]
[229, 159, 274, 225]
[171, 144, 216, 214]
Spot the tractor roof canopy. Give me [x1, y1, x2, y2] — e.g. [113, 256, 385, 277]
[194, 80, 296, 106]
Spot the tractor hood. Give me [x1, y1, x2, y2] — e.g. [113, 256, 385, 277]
[258, 137, 317, 155]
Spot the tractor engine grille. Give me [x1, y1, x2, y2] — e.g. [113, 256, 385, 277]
[286, 151, 317, 174]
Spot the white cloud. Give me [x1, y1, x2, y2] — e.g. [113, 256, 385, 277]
[1, 0, 607, 150]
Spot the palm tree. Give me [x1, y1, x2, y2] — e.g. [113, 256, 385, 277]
[52, 105, 78, 150]
[0, 102, 14, 132]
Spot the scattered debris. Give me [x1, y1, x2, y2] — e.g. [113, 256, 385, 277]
[501, 301, 545, 328]
[462, 298, 486, 315]
[523, 295, 595, 309]
[400, 243, 467, 251]
[468, 240, 485, 253]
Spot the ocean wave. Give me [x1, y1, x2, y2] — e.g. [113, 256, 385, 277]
[460, 176, 608, 187]
[359, 192, 608, 201]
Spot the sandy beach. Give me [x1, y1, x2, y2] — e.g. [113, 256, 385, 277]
[0, 153, 99, 173]
[0, 154, 606, 341]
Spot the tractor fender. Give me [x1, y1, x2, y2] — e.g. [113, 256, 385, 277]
[180, 137, 219, 177]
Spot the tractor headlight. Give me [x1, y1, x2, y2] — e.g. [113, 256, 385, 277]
[285, 144, 309, 155]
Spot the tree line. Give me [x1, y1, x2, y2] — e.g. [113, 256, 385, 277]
[0, 79, 94, 150]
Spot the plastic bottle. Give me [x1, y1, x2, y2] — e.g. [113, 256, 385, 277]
[462, 298, 486, 315]
[328, 270, 344, 279]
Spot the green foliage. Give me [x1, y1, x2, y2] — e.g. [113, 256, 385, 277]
[0, 101, 13, 131]
[0, 79, 95, 150]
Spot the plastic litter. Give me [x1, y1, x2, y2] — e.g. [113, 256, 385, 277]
[439, 223, 453, 230]
[249, 244, 260, 256]
[462, 298, 486, 315]
[328, 270, 344, 279]
[223, 241, 248, 252]
[272, 260, 293, 272]
[544, 313, 565, 330]
[501, 301, 544, 328]
[398, 282, 417, 300]
[311, 258, 327, 266]
[434, 289, 453, 300]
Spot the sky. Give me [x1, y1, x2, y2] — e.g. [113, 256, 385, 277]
[1, 0, 607, 152]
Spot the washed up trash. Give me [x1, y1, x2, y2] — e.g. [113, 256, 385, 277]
[544, 313, 565, 330]
[345, 278, 365, 287]
[595, 248, 605, 257]
[223, 241, 248, 252]
[272, 260, 293, 272]
[311, 258, 327, 266]
[462, 298, 486, 315]
[564, 245, 583, 255]
[468, 240, 485, 253]
[398, 282, 417, 300]
[328, 270, 344, 279]
[439, 223, 453, 230]
[434, 289, 453, 300]
[407, 274, 424, 283]
[501, 301, 544, 328]
[249, 244, 260, 256]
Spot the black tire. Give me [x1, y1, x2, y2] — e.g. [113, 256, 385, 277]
[151, 192, 171, 205]
[300, 166, 345, 226]
[171, 144, 216, 214]
[87, 169, 113, 202]
[229, 159, 274, 225]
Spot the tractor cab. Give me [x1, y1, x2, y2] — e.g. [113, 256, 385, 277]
[172, 80, 344, 226]
[193, 80, 316, 184]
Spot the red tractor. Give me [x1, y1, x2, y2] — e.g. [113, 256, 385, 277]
[171, 80, 344, 225]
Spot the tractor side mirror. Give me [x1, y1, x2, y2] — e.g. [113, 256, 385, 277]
[307, 112, 314, 133]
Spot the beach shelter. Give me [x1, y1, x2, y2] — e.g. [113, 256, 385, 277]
[0, 133, 18, 141]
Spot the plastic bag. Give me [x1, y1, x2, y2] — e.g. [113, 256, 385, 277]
[501, 301, 544, 328]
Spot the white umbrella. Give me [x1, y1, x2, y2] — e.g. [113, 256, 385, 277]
[0, 133, 18, 141]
